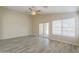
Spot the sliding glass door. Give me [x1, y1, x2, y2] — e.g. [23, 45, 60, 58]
[39, 23, 49, 37]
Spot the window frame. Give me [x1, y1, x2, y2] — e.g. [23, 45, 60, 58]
[52, 18, 76, 37]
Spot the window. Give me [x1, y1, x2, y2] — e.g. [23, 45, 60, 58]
[39, 24, 43, 35]
[39, 23, 49, 36]
[62, 18, 75, 37]
[52, 20, 62, 35]
[43, 23, 49, 35]
[52, 18, 75, 37]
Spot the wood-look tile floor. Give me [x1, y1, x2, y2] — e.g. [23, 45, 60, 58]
[0, 36, 79, 53]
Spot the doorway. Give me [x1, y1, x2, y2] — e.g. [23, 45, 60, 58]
[39, 22, 49, 37]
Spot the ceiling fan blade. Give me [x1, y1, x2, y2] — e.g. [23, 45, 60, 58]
[43, 6, 48, 8]
[36, 10, 41, 12]
[29, 8, 32, 11]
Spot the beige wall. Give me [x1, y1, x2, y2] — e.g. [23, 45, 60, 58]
[0, 7, 32, 39]
[0, 8, 3, 39]
[32, 13, 79, 45]
[77, 13, 79, 40]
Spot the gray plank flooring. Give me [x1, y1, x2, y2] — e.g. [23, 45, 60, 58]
[0, 36, 79, 53]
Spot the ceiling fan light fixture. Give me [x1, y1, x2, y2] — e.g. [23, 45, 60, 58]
[32, 11, 36, 15]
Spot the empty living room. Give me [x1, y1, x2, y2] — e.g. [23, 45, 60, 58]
[0, 6, 79, 53]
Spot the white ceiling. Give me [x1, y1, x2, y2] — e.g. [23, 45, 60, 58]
[4, 6, 79, 14]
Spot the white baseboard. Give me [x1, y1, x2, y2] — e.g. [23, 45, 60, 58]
[0, 35, 33, 40]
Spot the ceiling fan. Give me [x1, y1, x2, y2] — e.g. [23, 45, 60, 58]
[25, 6, 41, 15]
[25, 6, 48, 15]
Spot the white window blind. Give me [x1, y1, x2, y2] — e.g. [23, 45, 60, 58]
[52, 18, 75, 37]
